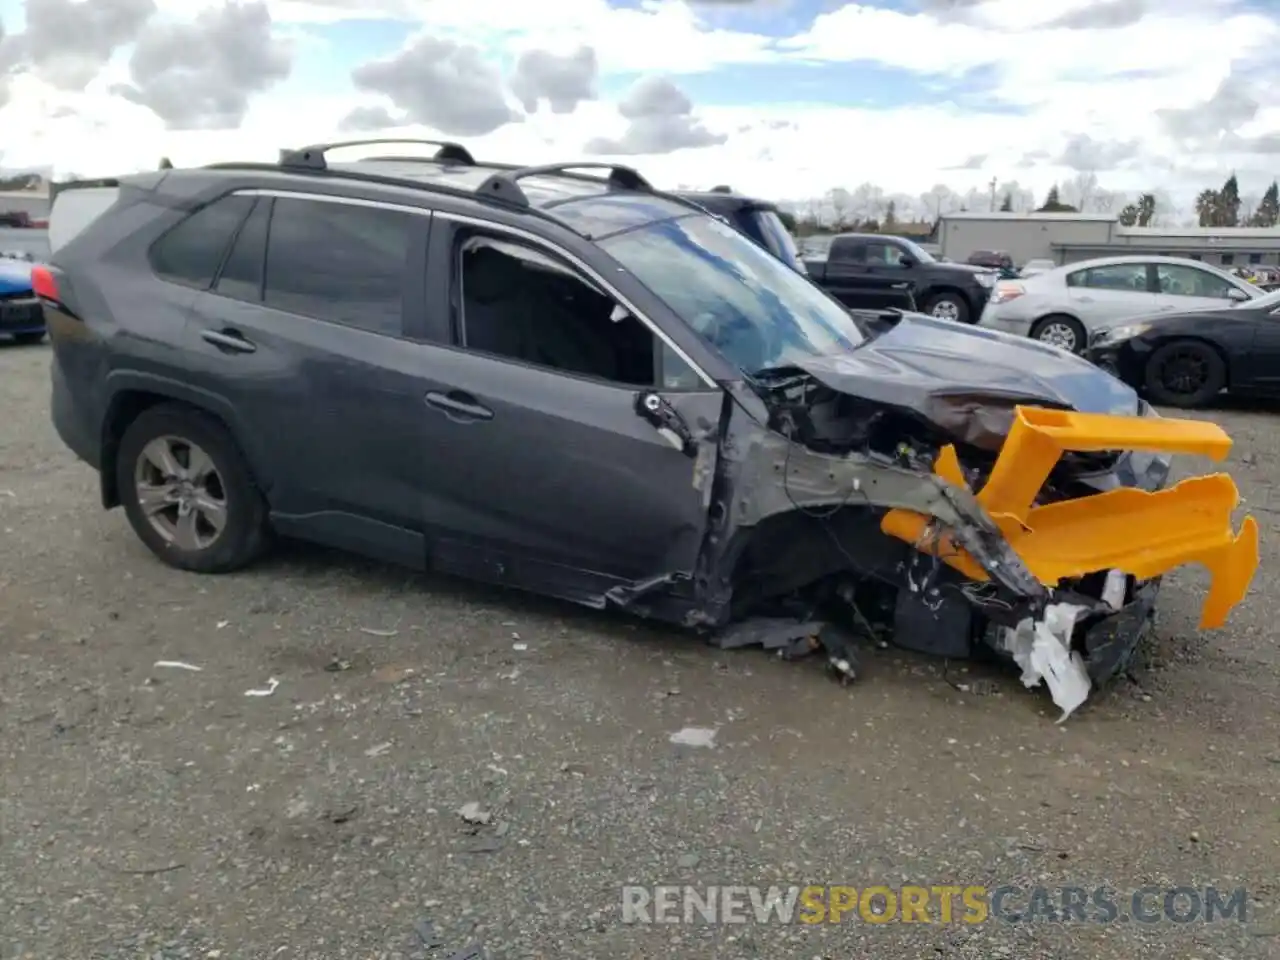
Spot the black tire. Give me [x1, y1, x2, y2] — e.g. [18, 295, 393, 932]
[116, 403, 269, 573]
[922, 291, 970, 324]
[1143, 339, 1226, 409]
[11, 331, 44, 345]
[1029, 314, 1087, 354]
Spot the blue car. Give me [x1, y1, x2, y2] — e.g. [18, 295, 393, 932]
[0, 255, 44, 344]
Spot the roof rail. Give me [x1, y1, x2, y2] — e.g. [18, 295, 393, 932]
[278, 138, 476, 171]
[476, 162, 652, 208]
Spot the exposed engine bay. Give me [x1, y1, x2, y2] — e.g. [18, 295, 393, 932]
[675, 365, 1259, 722]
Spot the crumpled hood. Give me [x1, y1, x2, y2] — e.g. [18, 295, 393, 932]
[793, 312, 1140, 448]
[0, 258, 33, 296]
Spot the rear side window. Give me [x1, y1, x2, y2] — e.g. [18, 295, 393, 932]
[1066, 263, 1148, 291]
[263, 197, 413, 336]
[150, 194, 255, 289]
[214, 198, 269, 302]
[829, 238, 865, 262]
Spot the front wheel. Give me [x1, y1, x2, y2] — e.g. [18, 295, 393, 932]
[1030, 314, 1087, 354]
[922, 292, 970, 324]
[116, 404, 269, 573]
[1143, 340, 1226, 408]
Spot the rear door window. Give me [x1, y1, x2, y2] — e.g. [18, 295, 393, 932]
[828, 238, 866, 263]
[1067, 263, 1149, 291]
[150, 194, 255, 289]
[262, 197, 416, 337]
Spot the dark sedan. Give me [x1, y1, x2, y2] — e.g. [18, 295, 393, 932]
[1086, 287, 1280, 408]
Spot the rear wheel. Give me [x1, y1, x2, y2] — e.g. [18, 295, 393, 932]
[1143, 339, 1226, 408]
[922, 292, 970, 324]
[11, 331, 43, 345]
[1030, 314, 1086, 353]
[116, 404, 269, 572]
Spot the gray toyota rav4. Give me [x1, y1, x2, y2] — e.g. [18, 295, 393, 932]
[39, 138, 1215, 714]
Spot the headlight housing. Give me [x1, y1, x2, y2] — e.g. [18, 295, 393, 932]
[975, 271, 997, 288]
[989, 281, 1025, 305]
[1096, 322, 1151, 344]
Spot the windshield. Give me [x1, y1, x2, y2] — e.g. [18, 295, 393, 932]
[750, 209, 803, 271]
[602, 214, 867, 375]
[1249, 287, 1280, 310]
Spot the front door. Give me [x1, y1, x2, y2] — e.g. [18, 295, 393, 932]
[416, 224, 724, 603]
[1153, 263, 1249, 313]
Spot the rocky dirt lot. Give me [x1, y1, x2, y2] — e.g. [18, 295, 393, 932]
[1, 342, 1277, 960]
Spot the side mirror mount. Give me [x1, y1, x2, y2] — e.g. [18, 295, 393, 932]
[1227, 287, 1251, 303]
[898, 254, 916, 268]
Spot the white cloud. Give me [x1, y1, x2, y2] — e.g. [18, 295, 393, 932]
[0, 0, 1276, 217]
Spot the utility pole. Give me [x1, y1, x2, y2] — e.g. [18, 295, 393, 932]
[989, 176, 998, 212]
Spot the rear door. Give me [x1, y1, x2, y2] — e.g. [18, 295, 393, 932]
[858, 239, 919, 309]
[182, 191, 436, 567]
[414, 216, 724, 602]
[1064, 261, 1160, 326]
[1153, 263, 1251, 313]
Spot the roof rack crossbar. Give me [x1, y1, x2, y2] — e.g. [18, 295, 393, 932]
[476, 162, 653, 208]
[278, 138, 476, 171]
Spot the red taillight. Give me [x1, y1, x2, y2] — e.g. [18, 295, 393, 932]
[31, 264, 57, 301]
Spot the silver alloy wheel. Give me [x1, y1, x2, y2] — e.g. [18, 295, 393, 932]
[134, 435, 228, 551]
[1037, 321, 1078, 351]
[930, 299, 960, 322]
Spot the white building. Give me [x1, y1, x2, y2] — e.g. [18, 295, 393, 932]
[937, 211, 1280, 269]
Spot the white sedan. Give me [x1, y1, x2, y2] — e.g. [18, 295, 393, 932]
[978, 254, 1258, 353]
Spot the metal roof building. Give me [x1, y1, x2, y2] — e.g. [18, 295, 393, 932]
[937, 211, 1280, 269]
[0, 187, 51, 221]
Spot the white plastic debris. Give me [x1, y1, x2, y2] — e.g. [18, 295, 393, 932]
[244, 677, 280, 697]
[153, 660, 202, 672]
[669, 726, 718, 748]
[998, 602, 1091, 723]
[1102, 569, 1127, 611]
[364, 742, 392, 757]
[512, 642, 528, 651]
[360, 626, 399, 637]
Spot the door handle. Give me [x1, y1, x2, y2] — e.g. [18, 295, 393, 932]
[1075, 296, 1094, 303]
[425, 390, 493, 422]
[201, 328, 256, 353]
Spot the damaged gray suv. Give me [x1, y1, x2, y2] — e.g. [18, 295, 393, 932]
[38, 140, 1257, 718]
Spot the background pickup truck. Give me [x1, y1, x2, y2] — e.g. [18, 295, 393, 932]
[804, 232, 998, 323]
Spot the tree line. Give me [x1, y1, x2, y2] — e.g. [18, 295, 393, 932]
[1028, 175, 1280, 228]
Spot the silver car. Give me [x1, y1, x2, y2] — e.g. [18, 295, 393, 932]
[978, 255, 1258, 353]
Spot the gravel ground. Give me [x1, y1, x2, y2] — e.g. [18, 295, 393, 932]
[1, 342, 1277, 960]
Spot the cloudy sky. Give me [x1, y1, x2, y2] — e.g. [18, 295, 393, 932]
[0, 0, 1275, 206]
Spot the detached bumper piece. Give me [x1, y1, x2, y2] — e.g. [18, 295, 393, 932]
[881, 406, 1259, 719]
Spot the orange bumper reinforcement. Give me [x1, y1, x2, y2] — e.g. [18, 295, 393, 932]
[881, 406, 1259, 629]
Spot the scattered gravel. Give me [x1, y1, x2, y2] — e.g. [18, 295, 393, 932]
[1, 344, 1277, 958]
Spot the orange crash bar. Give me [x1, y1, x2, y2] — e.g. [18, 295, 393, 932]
[881, 406, 1259, 630]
